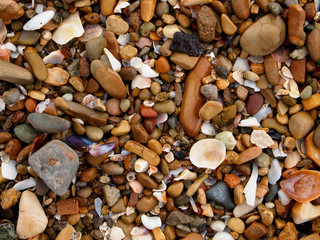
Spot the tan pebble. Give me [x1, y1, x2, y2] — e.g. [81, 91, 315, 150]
[211, 0, 227, 14]
[106, 15, 129, 35]
[255, 0, 270, 13]
[73, 122, 86, 135]
[86, 126, 104, 141]
[256, 74, 269, 89]
[45, 67, 69, 86]
[234, 184, 245, 205]
[136, 196, 158, 212]
[216, 78, 229, 89]
[141, 0, 157, 22]
[231, 0, 249, 19]
[198, 100, 223, 121]
[167, 181, 184, 197]
[278, 222, 298, 240]
[197, 188, 207, 205]
[28, 90, 45, 101]
[152, 227, 166, 240]
[276, 113, 289, 125]
[119, 45, 138, 61]
[67, 213, 80, 225]
[100, 0, 116, 16]
[56, 226, 74, 240]
[237, 146, 262, 164]
[24, 47, 48, 81]
[227, 217, 245, 234]
[69, 76, 86, 92]
[261, 118, 290, 136]
[170, 52, 199, 70]
[246, 215, 261, 225]
[224, 151, 240, 165]
[147, 139, 162, 155]
[221, 14, 237, 35]
[302, 93, 320, 110]
[162, 24, 181, 39]
[177, 14, 191, 28]
[124, 140, 160, 166]
[289, 111, 314, 139]
[93, 98, 106, 112]
[164, 225, 176, 240]
[111, 198, 126, 212]
[307, 28, 320, 62]
[111, 120, 131, 136]
[0, 188, 21, 209]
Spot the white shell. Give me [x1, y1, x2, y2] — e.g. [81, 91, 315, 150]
[12, 178, 36, 191]
[268, 159, 282, 185]
[104, 48, 121, 72]
[238, 117, 260, 127]
[0, 98, 5, 112]
[156, 113, 168, 125]
[253, 104, 272, 122]
[250, 130, 273, 148]
[52, 11, 84, 45]
[212, 232, 234, 240]
[1, 160, 18, 180]
[189, 139, 226, 170]
[132, 75, 151, 89]
[110, 227, 125, 240]
[233, 197, 263, 218]
[141, 215, 162, 230]
[232, 67, 244, 85]
[210, 220, 226, 232]
[43, 50, 65, 64]
[243, 80, 260, 92]
[173, 169, 197, 181]
[23, 10, 55, 31]
[94, 198, 103, 217]
[114, 0, 131, 13]
[134, 159, 149, 173]
[233, 57, 250, 71]
[201, 122, 216, 136]
[117, 33, 130, 46]
[243, 163, 258, 207]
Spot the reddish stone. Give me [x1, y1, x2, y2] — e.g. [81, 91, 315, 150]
[57, 198, 79, 215]
[143, 117, 156, 133]
[140, 105, 157, 118]
[246, 93, 264, 115]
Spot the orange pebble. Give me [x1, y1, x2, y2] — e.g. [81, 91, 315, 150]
[155, 56, 170, 73]
[25, 98, 38, 112]
[149, 32, 161, 41]
[224, 173, 241, 188]
[43, 107, 58, 116]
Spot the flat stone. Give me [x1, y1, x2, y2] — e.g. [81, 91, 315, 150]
[0, 60, 34, 85]
[103, 184, 121, 207]
[244, 222, 268, 240]
[2, 88, 20, 105]
[16, 191, 48, 239]
[28, 140, 79, 195]
[240, 14, 286, 56]
[45, 67, 69, 86]
[206, 181, 236, 210]
[16, 31, 41, 45]
[247, 93, 264, 115]
[170, 52, 200, 70]
[166, 211, 194, 226]
[27, 113, 71, 133]
[13, 124, 40, 144]
[106, 15, 129, 35]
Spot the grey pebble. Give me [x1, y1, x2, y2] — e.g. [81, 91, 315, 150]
[86, 37, 107, 62]
[166, 211, 194, 226]
[27, 113, 71, 133]
[206, 181, 236, 210]
[14, 124, 40, 144]
[2, 88, 20, 105]
[200, 84, 218, 100]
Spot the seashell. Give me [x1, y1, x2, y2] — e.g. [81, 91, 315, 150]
[0, 98, 5, 112]
[52, 11, 85, 45]
[79, 24, 103, 42]
[201, 122, 216, 136]
[153, 180, 167, 192]
[114, 0, 131, 13]
[131, 227, 149, 236]
[94, 198, 102, 217]
[0, 19, 7, 44]
[141, 215, 161, 230]
[210, 220, 226, 232]
[147, 166, 158, 175]
[253, 104, 272, 122]
[153, 191, 166, 207]
[0, 45, 10, 62]
[132, 75, 152, 89]
[81, 94, 95, 108]
[104, 48, 121, 72]
[280, 170, 320, 203]
[243, 80, 260, 92]
[292, 201, 320, 224]
[233, 197, 263, 218]
[190, 196, 198, 213]
[174, 169, 197, 181]
[243, 163, 258, 207]
[129, 180, 144, 193]
[289, 78, 300, 98]
[139, 64, 159, 78]
[126, 172, 136, 181]
[233, 57, 250, 72]
[134, 159, 149, 172]
[250, 130, 273, 149]
[110, 227, 125, 240]
[277, 189, 292, 205]
[268, 159, 282, 185]
[281, 66, 293, 79]
[212, 232, 234, 240]
[126, 206, 135, 215]
[12, 178, 36, 191]
[23, 10, 55, 31]
[156, 113, 168, 125]
[189, 139, 226, 170]
[143, 99, 154, 107]
[43, 50, 65, 64]
[117, 33, 131, 46]
[232, 67, 244, 85]
[1, 160, 18, 180]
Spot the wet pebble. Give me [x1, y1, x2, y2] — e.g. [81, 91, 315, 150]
[27, 113, 71, 133]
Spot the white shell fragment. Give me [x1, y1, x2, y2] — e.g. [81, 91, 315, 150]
[173, 169, 197, 181]
[141, 215, 162, 230]
[210, 220, 226, 232]
[114, 0, 131, 13]
[23, 10, 55, 31]
[0, 98, 5, 112]
[189, 139, 226, 170]
[278, 189, 292, 206]
[233, 197, 263, 218]
[94, 198, 103, 217]
[110, 226, 125, 240]
[268, 159, 282, 185]
[131, 75, 151, 89]
[201, 122, 216, 136]
[250, 130, 273, 148]
[212, 232, 235, 240]
[243, 163, 258, 206]
[238, 117, 260, 127]
[43, 50, 65, 64]
[233, 57, 250, 71]
[52, 11, 85, 45]
[13, 178, 36, 191]
[134, 159, 149, 173]
[1, 160, 18, 180]
[130, 57, 159, 78]
[104, 48, 121, 72]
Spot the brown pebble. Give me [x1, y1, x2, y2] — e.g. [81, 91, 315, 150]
[80, 167, 98, 183]
[137, 172, 159, 189]
[246, 93, 264, 115]
[57, 198, 79, 215]
[167, 181, 184, 197]
[136, 196, 158, 212]
[4, 138, 21, 159]
[237, 146, 262, 165]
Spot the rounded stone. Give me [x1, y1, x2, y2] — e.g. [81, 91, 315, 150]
[85, 126, 104, 142]
[227, 217, 245, 234]
[313, 124, 320, 148]
[2, 88, 20, 105]
[27, 113, 71, 133]
[85, 37, 107, 62]
[246, 93, 264, 115]
[289, 111, 314, 139]
[13, 124, 40, 144]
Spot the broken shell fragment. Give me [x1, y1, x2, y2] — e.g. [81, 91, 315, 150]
[250, 130, 274, 149]
[189, 139, 226, 170]
[280, 170, 320, 203]
[23, 10, 55, 31]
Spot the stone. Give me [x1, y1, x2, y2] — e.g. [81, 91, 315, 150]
[181, 233, 204, 240]
[167, 181, 184, 197]
[0, 188, 21, 209]
[166, 211, 194, 226]
[215, 131, 237, 150]
[0, 60, 34, 85]
[85, 37, 107, 62]
[307, 28, 320, 62]
[258, 204, 274, 226]
[106, 15, 129, 35]
[86, 126, 104, 141]
[278, 222, 298, 240]
[180, 57, 211, 137]
[137, 172, 158, 189]
[302, 93, 320, 110]
[124, 140, 160, 166]
[0, 0, 24, 21]
[206, 181, 236, 210]
[119, 66, 137, 81]
[13, 124, 40, 144]
[199, 101, 223, 121]
[260, 88, 276, 108]
[289, 111, 314, 139]
[103, 184, 121, 207]
[0, 222, 18, 240]
[45, 67, 69, 86]
[111, 120, 131, 136]
[301, 86, 312, 100]
[227, 217, 245, 234]
[290, 58, 306, 84]
[16, 191, 48, 239]
[56, 226, 74, 240]
[238, 146, 262, 164]
[100, 0, 116, 16]
[314, 124, 320, 148]
[262, 118, 290, 136]
[246, 93, 264, 115]
[221, 14, 237, 35]
[28, 140, 79, 195]
[244, 222, 268, 240]
[169, 32, 204, 56]
[162, 24, 181, 39]
[240, 14, 286, 56]
[27, 113, 71, 133]
[196, 5, 216, 42]
[101, 162, 124, 175]
[153, 100, 176, 114]
[200, 84, 218, 100]
[170, 52, 200, 70]
[231, 0, 249, 19]
[136, 196, 158, 212]
[288, 4, 306, 47]
[57, 198, 79, 215]
[23, 47, 48, 81]
[141, 0, 157, 22]
[120, 45, 138, 61]
[17, 31, 41, 45]
[305, 131, 320, 167]
[2, 88, 20, 105]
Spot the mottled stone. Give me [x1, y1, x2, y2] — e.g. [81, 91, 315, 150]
[0, 222, 18, 240]
[28, 140, 79, 195]
[13, 124, 40, 144]
[27, 113, 71, 133]
[166, 211, 194, 226]
[169, 32, 204, 56]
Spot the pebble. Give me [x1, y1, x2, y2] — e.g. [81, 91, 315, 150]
[86, 126, 104, 141]
[153, 100, 176, 114]
[212, 232, 234, 240]
[125, 140, 160, 166]
[300, 86, 312, 100]
[238, 146, 262, 165]
[111, 120, 130, 136]
[200, 84, 218, 100]
[0, 60, 34, 85]
[163, 24, 181, 39]
[13, 124, 40, 144]
[240, 14, 286, 56]
[106, 99, 122, 116]
[307, 28, 320, 62]
[120, 45, 138, 61]
[16, 191, 48, 239]
[206, 181, 236, 210]
[0, 0, 24, 21]
[85, 37, 107, 62]
[119, 66, 137, 81]
[17, 31, 41, 45]
[196, 5, 216, 42]
[45, 67, 69, 86]
[102, 162, 124, 175]
[247, 93, 264, 115]
[221, 14, 237, 35]
[182, 233, 204, 240]
[288, 4, 305, 47]
[268, 2, 282, 15]
[166, 211, 194, 226]
[244, 222, 268, 240]
[27, 113, 70, 133]
[289, 111, 314, 139]
[0, 188, 21, 210]
[278, 222, 298, 240]
[258, 204, 274, 226]
[106, 15, 129, 35]
[103, 184, 120, 207]
[314, 125, 320, 148]
[170, 52, 200, 70]
[0, 132, 12, 143]
[170, 32, 204, 57]
[28, 140, 79, 195]
[100, 0, 116, 16]
[57, 198, 79, 215]
[2, 88, 20, 105]
[0, 222, 18, 240]
[136, 196, 158, 212]
[198, 101, 223, 121]
[215, 131, 237, 150]
[227, 217, 245, 234]
[167, 181, 184, 197]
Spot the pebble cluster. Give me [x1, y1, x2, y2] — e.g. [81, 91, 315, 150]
[1, 0, 320, 239]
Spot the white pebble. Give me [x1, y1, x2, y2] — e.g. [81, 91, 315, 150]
[141, 215, 162, 230]
[210, 220, 226, 232]
[265, 202, 275, 209]
[201, 122, 216, 136]
[35, 4, 45, 13]
[94, 198, 103, 217]
[212, 231, 234, 240]
[110, 226, 125, 240]
[1, 160, 18, 180]
[132, 75, 151, 89]
[23, 10, 55, 31]
[62, 93, 73, 101]
[268, 159, 282, 185]
[233, 198, 263, 218]
[253, 104, 272, 122]
[43, 50, 64, 65]
[238, 117, 260, 127]
[117, 33, 130, 46]
[250, 130, 273, 149]
[13, 178, 36, 191]
[134, 159, 149, 173]
[104, 48, 121, 72]
[278, 189, 292, 206]
[233, 57, 250, 72]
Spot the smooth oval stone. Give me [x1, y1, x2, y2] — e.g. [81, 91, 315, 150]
[28, 140, 79, 195]
[240, 14, 286, 56]
[85, 37, 107, 62]
[14, 124, 40, 144]
[27, 113, 71, 133]
[246, 93, 264, 115]
[16, 31, 41, 45]
[307, 28, 320, 62]
[314, 124, 320, 148]
[2, 88, 20, 105]
[289, 111, 314, 139]
[0, 60, 34, 85]
[206, 181, 236, 210]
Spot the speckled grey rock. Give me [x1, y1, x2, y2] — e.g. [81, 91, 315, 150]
[166, 211, 194, 226]
[200, 84, 218, 100]
[27, 113, 71, 133]
[13, 124, 40, 144]
[0, 222, 18, 240]
[2, 88, 20, 105]
[206, 181, 236, 210]
[28, 140, 79, 196]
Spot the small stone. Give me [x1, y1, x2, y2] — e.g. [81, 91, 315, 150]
[57, 198, 79, 215]
[137, 172, 158, 189]
[17, 31, 41, 45]
[244, 222, 268, 240]
[289, 111, 314, 139]
[93, 98, 106, 112]
[120, 99, 131, 112]
[221, 14, 237, 35]
[2, 88, 20, 105]
[200, 84, 218, 100]
[0, 222, 18, 240]
[307, 28, 320, 62]
[111, 120, 131, 136]
[153, 100, 176, 114]
[258, 204, 274, 226]
[227, 217, 245, 234]
[14, 124, 40, 144]
[16, 191, 48, 239]
[0, 0, 24, 21]
[170, 52, 200, 70]
[45, 67, 69, 86]
[167, 181, 184, 197]
[136, 196, 158, 212]
[0, 60, 34, 85]
[181, 233, 204, 240]
[238, 146, 262, 165]
[27, 113, 71, 133]
[28, 140, 79, 195]
[301, 86, 312, 100]
[166, 211, 194, 226]
[215, 131, 237, 150]
[199, 101, 223, 121]
[268, 2, 282, 15]
[119, 66, 137, 81]
[169, 32, 204, 56]
[106, 15, 129, 35]
[86, 126, 104, 141]
[120, 45, 138, 61]
[206, 181, 236, 210]
[0, 188, 21, 210]
[246, 93, 264, 115]
[196, 5, 216, 42]
[105, 99, 122, 116]
[103, 184, 121, 207]
[314, 125, 320, 148]
[162, 24, 181, 39]
[86, 37, 107, 62]
[278, 222, 298, 240]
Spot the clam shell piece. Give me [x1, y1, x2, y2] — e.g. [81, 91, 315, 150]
[280, 170, 320, 203]
[52, 11, 84, 45]
[189, 139, 226, 170]
[23, 10, 55, 31]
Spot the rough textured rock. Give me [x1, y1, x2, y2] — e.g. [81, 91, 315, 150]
[0, 222, 18, 240]
[103, 184, 121, 207]
[169, 32, 204, 56]
[28, 140, 79, 195]
[166, 211, 194, 226]
[196, 5, 216, 42]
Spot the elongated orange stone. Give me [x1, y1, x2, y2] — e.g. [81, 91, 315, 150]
[180, 57, 211, 138]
